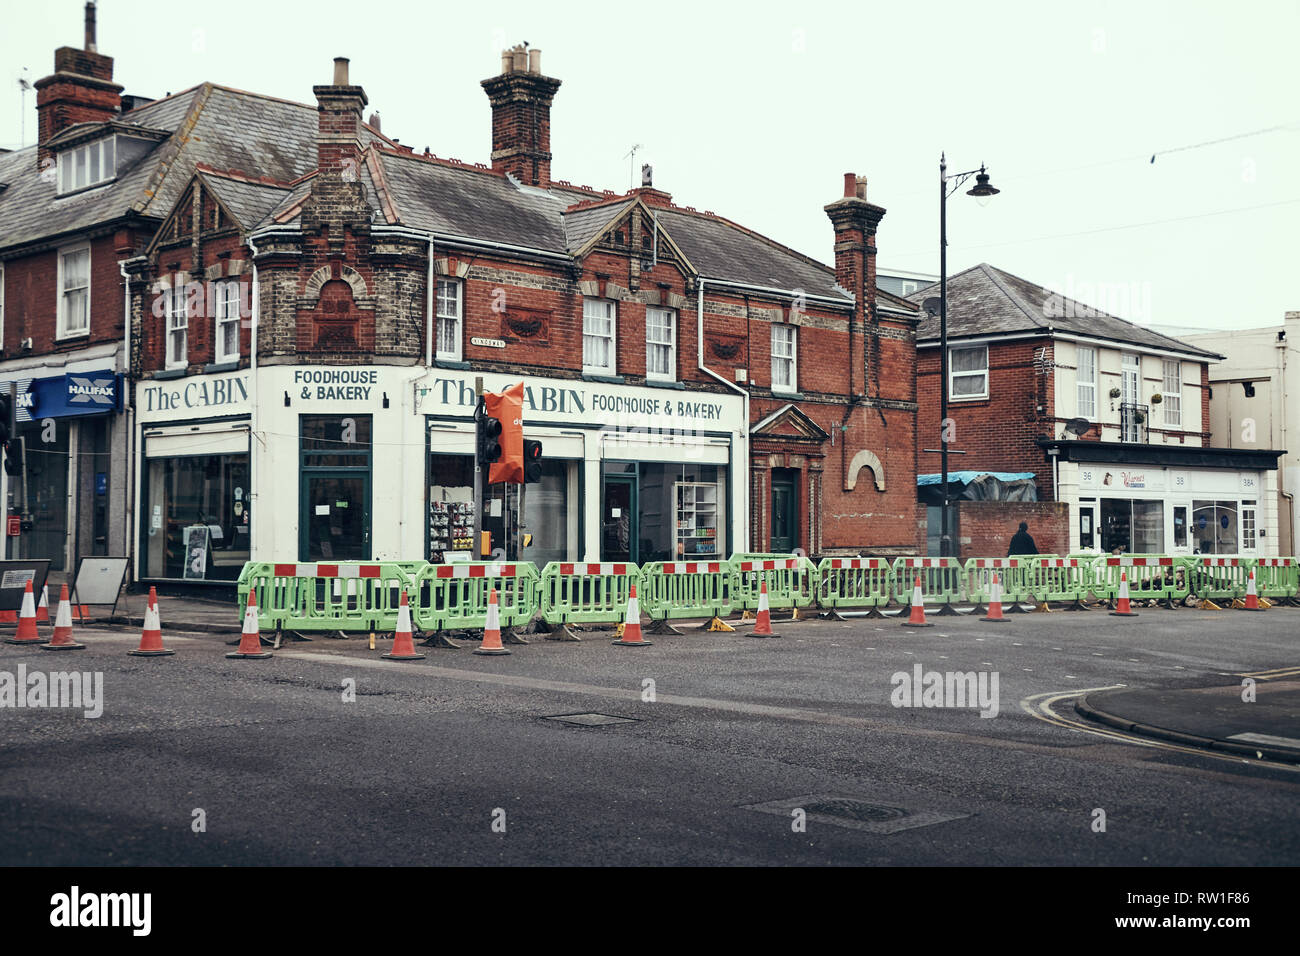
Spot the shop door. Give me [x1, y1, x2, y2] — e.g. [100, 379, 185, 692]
[602, 475, 636, 563]
[300, 473, 370, 561]
[771, 472, 798, 553]
[1078, 503, 1096, 550]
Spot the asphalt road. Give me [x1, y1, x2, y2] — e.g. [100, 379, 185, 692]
[1, 606, 1297, 866]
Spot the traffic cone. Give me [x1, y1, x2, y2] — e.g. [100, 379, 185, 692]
[1109, 572, 1139, 617]
[613, 584, 652, 646]
[35, 585, 50, 623]
[5, 580, 42, 645]
[474, 588, 511, 656]
[227, 590, 272, 659]
[383, 591, 426, 660]
[981, 574, 1010, 623]
[901, 575, 934, 627]
[41, 584, 86, 650]
[750, 580, 780, 639]
[130, 587, 174, 656]
[1242, 570, 1265, 612]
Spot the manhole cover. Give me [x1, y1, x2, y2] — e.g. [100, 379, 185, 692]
[742, 793, 970, 834]
[544, 713, 639, 727]
[802, 798, 908, 823]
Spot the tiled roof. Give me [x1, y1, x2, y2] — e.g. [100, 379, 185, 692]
[908, 263, 1220, 358]
[0, 83, 390, 255]
[199, 172, 291, 229]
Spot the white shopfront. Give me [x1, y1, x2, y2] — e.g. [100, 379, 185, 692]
[1058, 460, 1279, 557]
[136, 364, 748, 577]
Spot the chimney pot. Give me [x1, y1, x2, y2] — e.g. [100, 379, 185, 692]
[333, 57, 350, 85]
[501, 50, 512, 73]
[641, 163, 653, 187]
[855, 176, 867, 200]
[367, 110, 381, 132]
[843, 172, 856, 198]
[512, 48, 528, 72]
[528, 49, 542, 73]
[84, 1, 97, 52]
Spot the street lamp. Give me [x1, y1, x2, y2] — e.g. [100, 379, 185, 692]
[937, 155, 999, 557]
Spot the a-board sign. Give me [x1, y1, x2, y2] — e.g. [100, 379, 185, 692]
[70, 556, 130, 615]
[0, 560, 51, 612]
[182, 526, 210, 580]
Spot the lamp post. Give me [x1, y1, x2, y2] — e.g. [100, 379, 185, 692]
[937, 154, 999, 557]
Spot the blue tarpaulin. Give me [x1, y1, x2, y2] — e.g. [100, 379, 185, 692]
[917, 471, 1035, 486]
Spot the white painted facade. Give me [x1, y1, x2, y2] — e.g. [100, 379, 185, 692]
[1184, 313, 1299, 555]
[134, 365, 747, 581]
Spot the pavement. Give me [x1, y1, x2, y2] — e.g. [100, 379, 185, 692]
[1078, 678, 1300, 763]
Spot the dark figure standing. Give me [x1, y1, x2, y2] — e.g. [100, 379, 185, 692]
[1008, 521, 1038, 557]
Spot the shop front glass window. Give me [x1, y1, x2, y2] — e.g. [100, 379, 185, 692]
[1132, 500, 1164, 554]
[1191, 500, 1239, 554]
[12, 421, 71, 571]
[144, 454, 250, 580]
[606, 461, 728, 564]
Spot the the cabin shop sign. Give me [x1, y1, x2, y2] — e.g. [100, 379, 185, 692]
[142, 374, 249, 414]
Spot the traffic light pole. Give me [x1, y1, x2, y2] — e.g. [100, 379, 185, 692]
[472, 376, 484, 560]
[0, 383, 10, 560]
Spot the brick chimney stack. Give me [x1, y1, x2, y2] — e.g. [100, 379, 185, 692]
[313, 57, 368, 178]
[825, 172, 887, 396]
[34, 1, 122, 169]
[481, 44, 562, 187]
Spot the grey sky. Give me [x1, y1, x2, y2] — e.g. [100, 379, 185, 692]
[4, 0, 1297, 331]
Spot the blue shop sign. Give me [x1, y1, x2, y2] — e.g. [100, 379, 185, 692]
[18, 371, 122, 420]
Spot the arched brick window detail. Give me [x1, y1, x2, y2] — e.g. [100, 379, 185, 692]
[297, 262, 375, 353]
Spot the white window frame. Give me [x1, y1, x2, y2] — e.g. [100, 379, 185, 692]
[948, 344, 988, 400]
[165, 279, 189, 370]
[1076, 346, 1097, 420]
[56, 244, 91, 340]
[771, 323, 798, 394]
[582, 298, 616, 375]
[214, 280, 241, 365]
[645, 306, 676, 382]
[57, 137, 116, 195]
[1162, 359, 1182, 428]
[435, 279, 463, 363]
[1241, 500, 1257, 552]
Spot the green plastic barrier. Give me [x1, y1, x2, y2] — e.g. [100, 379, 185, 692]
[1024, 556, 1094, 604]
[816, 557, 893, 609]
[539, 561, 641, 626]
[962, 558, 1032, 605]
[236, 561, 419, 633]
[639, 560, 737, 621]
[1253, 557, 1298, 600]
[1186, 557, 1254, 602]
[891, 557, 965, 607]
[731, 554, 818, 611]
[412, 561, 540, 634]
[1093, 555, 1188, 604]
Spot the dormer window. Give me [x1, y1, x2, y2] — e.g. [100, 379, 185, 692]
[58, 137, 116, 194]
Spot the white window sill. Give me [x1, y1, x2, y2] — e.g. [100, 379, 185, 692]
[56, 329, 91, 342]
[583, 367, 616, 377]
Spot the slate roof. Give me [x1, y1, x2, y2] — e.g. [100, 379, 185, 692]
[562, 199, 632, 254]
[199, 172, 291, 229]
[908, 263, 1220, 359]
[0, 83, 390, 255]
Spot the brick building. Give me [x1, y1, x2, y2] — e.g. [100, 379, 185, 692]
[118, 42, 921, 582]
[909, 263, 1284, 557]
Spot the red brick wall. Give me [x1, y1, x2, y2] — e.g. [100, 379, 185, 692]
[2, 232, 140, 356]
[952, 500, 1069, 559]
[917, 337, 1056, 499]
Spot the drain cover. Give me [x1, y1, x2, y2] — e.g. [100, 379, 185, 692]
[544, 713, 639, 727]
[803, 798, 908, 823]
[742, 793, 969, 834]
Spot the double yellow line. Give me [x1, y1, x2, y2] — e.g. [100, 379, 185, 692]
[1237, 665, 1300, 680]
[1020, 686, 1300, 771]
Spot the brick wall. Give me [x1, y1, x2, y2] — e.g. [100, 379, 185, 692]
[917, 337, 1056, 499]
[952, 500, 1069, 559]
